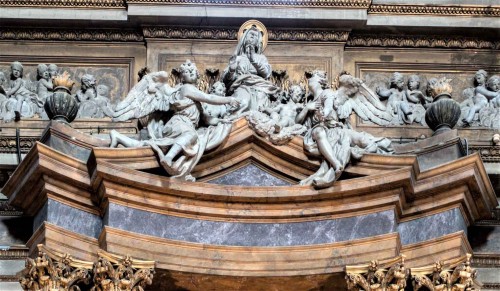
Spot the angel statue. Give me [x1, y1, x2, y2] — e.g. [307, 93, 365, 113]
[222, 20, 281, 117]
[297, 71, 393, 188]
[110, 60, 240, 181]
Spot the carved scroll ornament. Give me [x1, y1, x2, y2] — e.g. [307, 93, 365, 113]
[19, 244, 155, 291]
[345, 255, 409, 291]
[412, 254, 480, 291]
[346, 254, 481, 291]
[19, 244, 93, 291]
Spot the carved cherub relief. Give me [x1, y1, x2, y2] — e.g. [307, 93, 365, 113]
[246, 83, 307, 145]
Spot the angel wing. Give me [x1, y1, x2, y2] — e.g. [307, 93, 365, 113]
[113, 71, 178, 122]
[336, 81, 393, 125]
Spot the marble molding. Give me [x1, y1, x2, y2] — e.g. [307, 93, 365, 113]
[31, 198, 467, 249]
[34, 200, 101, 239]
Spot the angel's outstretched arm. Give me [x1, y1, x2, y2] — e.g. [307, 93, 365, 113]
[182, 86, 237, 106]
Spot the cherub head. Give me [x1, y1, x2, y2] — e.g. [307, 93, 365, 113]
[80, 74, 96, 90]
[96, 84, 110, 97]
[389, 72, 404, 90]
[179, 60, 200, 84]
[474, 69, 488, 86]
[48, 64, 59, 78]
[306, 70, 329, 90]
[426, 78, 438, 96]
[407, 75, 420, 91]
[338, 74, 362, 97]
[10, 61, 23, 79]
[209, 81, 226, 96]
[288, 84, 305, 103]
[486, 75, 500, 92]
[37, 64, 49, 81]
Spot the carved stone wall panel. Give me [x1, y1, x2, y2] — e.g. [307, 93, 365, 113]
[149, 40, 343, 88]
[359, 65, 499, 104]
[0, 41, 146, 97]
[0, 61, 130, 107]
[343, 48, 500, 141]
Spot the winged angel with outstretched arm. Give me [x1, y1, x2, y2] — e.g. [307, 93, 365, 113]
[297, 71, 393, 188]
[110, 60, 239, 181]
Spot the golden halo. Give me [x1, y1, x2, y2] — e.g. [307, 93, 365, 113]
[237, 19, 268, 52]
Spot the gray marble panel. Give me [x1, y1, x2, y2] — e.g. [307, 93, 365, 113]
[207, 164, 292, 186]
[469, 225, 500, 253]
[44, 135, 91, 162]
[34, 199, 102, 239]
[0, 260, 25, 275]
[33, 202, 48, 234]
[397, 208, 467, 245]
[0, 216, 32, 246]
[105, 203, 396, 246]
[476, 267, 500, 284]
[0, 282, 23, 291]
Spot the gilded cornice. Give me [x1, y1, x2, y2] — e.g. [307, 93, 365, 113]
[128, 0, 371, 8]
[347, 34, 500, 50]
[369, 4, 500, 17]
[143, 27, 350, 42]
[0, 28, 143, 42]
[0, 0, 125, 8]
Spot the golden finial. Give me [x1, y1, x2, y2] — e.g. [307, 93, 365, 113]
[428, 77, 453, 98]
[52, 71, 75, 90]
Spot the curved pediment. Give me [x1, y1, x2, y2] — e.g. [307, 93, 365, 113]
[92, 118, 418, 184]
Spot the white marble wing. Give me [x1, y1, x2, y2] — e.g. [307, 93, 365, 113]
[113, 71, 177, 122]
[337, 82, 392, 125]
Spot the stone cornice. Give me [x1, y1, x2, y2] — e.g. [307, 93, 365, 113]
[347, 34, 500, 50]
[471, 253, 500, 267]
[127, 0, 371, 8]
[143, 27, 350, 42]
[143, 27, 237, 40]
[469, 145, 500, 163]
[0, 0, 125, 8]
[369, 4, 500, 17]
[0, 246, 29, 259]
[0, 27, 496, 50]
[0, 28, 144, 42]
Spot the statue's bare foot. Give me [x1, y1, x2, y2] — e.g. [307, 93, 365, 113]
[334, 169, 342, 180]
[274, 123, 282, 133]
[109, 130, 119, 147]
[461, 118, 471, 127]
[162, 156, 174, 168]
